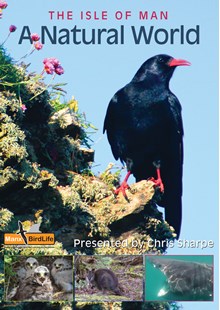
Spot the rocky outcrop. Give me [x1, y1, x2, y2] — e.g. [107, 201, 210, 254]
[0, 48, 178, 310]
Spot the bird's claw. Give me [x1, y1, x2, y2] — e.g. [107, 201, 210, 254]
[149, 177, 164, 192]
[114, 181, 130, 197]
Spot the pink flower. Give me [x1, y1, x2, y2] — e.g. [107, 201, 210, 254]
[9, 25, 17, 32]
[49, 58, 60, 68]
[43, 57, 60, 68]
[55, 65, 64, 75]
[21, 104, 27, 112]
[34, 41, 43, 50]
[43, 58, 49, 65]
[0, 2, 8, 9]
[44, 62, 55, 74]
[31, 33, 40, 42]
[42, 57, 64, 76]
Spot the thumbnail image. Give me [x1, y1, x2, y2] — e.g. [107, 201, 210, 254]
[4, 255, 73, 301]
[145, 255, 213, 301]
[75, 255, 144, 302]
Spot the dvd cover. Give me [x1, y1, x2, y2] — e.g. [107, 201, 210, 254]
[0, 0, 218, 309]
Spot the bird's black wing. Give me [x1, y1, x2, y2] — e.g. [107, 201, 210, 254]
[21, 232, 28, 244]
[18, 221, 28, 244]
[159, 93, 183, 238]
[168, 93, 184, 134]
[168, 92, 184, 152]
[103, 90, 125, 162]
[18, 221, 23, 232]
[168, 93, 184, 185]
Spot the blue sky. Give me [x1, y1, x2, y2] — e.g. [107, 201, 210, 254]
[1, 1, 219, 309]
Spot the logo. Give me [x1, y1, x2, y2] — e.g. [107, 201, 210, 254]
[4, 221, 55, 245]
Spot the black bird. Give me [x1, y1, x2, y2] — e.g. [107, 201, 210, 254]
[17, 221, 28, 244]
[103, 54, 190, 238]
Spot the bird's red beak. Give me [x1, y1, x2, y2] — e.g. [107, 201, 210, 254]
[169, 58, 191, 67]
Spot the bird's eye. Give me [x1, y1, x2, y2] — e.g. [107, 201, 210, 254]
[158, 57, 164, 63]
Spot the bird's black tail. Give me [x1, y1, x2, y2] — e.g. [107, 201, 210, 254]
[162, 193, 182, 239]
[134, 160, 182, 238]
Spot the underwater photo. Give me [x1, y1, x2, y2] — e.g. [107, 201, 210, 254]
[145, 255, 213, 302]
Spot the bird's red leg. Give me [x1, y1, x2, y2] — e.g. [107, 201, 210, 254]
[149, 163, 164, 192]
[115, 171, 131, 196]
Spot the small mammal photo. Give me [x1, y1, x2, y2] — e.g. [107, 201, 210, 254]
[86, 268, 122, 295]
[75, 255, 143, 302]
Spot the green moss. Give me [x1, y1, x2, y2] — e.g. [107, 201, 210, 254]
[0, 208, 13, 231]
[99, 163, 121, 188]
[0, 48, 24, 97]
